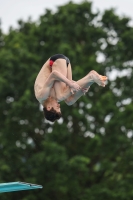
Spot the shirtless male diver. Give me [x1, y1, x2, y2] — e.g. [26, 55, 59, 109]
[34, 54, 107, 122]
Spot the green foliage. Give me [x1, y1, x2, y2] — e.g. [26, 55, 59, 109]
[0, 1, 133, 199]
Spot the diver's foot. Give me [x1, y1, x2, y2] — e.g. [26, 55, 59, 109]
[89, 70, 108, 87]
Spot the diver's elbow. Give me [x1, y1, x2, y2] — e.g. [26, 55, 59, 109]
[65, 99, 74, 106]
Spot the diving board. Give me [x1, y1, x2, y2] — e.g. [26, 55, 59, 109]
[0, 182, 43, 193]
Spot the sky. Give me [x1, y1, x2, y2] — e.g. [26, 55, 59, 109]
[0, 0, 133, 33]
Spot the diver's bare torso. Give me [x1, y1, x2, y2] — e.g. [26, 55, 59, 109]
[34, 59, 51, 104]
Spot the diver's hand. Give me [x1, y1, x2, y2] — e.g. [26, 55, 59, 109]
[70, 81, 81, 94]
[82, 87, 90, 95]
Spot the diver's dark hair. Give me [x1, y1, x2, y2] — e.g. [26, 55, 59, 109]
[43, 107, 62, 122]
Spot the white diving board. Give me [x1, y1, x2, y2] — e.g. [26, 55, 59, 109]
[0, 182, 43, 193]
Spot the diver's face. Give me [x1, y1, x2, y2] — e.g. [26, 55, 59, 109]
[46, 101, 61, 113]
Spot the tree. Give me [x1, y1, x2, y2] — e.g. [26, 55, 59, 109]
[0, 1, 133, 199]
